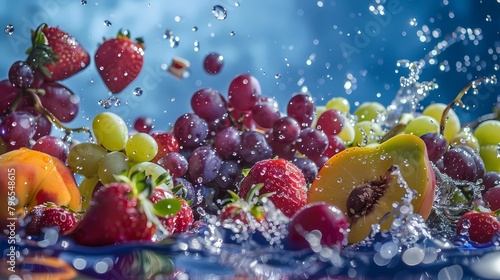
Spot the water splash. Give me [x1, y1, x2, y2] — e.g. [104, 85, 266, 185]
[4, 24, 14, 35]
[212, 5, 227, 20]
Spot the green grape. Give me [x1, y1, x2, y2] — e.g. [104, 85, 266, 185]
[351, 121, 384, 147]
[67, 143, 107, 178]
[337, 115, 355, 145]
[129, 162, 172, 189]
[98, 151, 130, 184]
[326, 97, 350, 113]
[450, 128, 480, 152]
[474, 120, 500, 146]
[92, 112, 128, 151]
[480, 145, 500, 172]
[422, 103, 460, 142]
[403, 115, 439, 137]
[79, 176, 100, 211]
[354, 102, 387, 122]
[125, 133, 158, 162]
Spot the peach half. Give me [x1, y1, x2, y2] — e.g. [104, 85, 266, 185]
[308, 134, 436, 243]
[0, 148, 82, 231]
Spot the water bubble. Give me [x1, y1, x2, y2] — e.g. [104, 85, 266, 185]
[4, 24, 14, 35]
[212, 5, 227, 20]
[133, 87, 143, 96]
[104, 20, 112, 26]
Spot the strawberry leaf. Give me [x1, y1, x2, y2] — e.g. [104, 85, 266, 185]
[155, 172, 170, 187]
[152, 199, 182, 217]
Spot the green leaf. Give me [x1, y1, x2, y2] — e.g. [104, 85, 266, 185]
[155, 172, 170, 187]
[241, 168, 250, 177]
[153, 199, 182, 217]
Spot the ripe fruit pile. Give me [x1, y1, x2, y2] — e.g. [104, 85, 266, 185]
[1, 23, 500, 263]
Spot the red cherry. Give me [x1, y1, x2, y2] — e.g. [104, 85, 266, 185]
[287, 202, 349, 250]
[457, 211, 500, 244]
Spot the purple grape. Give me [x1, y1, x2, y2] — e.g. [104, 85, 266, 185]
[315, 109, 344, 137]
[420, 132, 448, 163]
[31, 135, 69, 163]
[188, 146, 222, 184]
[0, 79, 25, 116]
[8, 61, 34, 88]
[482, 172, 500, 194]
[134, 116, 153, 133]
[21, 107, 52, 141]
[173, 113, 209, 149]
[39, 82, 79, 123]
[211, 160, 242, 191]
[460, 145, 485, 180]
[190, 88, 228, 122]
[214, 126, 241, 158]
[273, 116, 301, 144]
[158, 152, 188, 178]
[323, 134, 346, 158]
[238, 130, 272, 164]
[442, 146, 482, 182]
[268, 132, 297, 160]
[0, 111, 36, 151]
[173, 177, 195, 201]
[203, 52, 224, 74]
[227, 74, 261, 111]
[295, 128, 328, 157]
[292, 157, 318, 184]
[252, 97, 281, 129]
[287, 94, 315, 129]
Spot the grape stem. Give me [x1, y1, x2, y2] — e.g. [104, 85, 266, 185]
[25, 89, 93, 140]
[439, 77, 484, 135]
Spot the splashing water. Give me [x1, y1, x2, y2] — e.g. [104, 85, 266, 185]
[212, 5, 227, 21]
[4, 24, 14, 35]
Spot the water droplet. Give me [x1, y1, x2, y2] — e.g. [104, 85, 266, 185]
[486, 15, 492, 22]
[4, 24, 14, 35]
[409, 18, 418, 26]
[163, 29, 173, 40]
[192, 26, 198, 32]
[229, 31, 236, 36]
[104, 20, 112, 27]
[194, 40, 200, 52]
[81, 0, 87, 5]
[133, 87, 143, 96]
[275, 73, 281, 79]
[170, 36, 180, 48]
[212, 5, 227, 20]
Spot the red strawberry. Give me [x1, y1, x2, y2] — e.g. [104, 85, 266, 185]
[150, 131, 180, 163]
[72, 172, 179, 246]
[219, 184, 267, 228]
[26, 23, 90, 81]
[25, 203, 81, 235]
[457, 210, 500, 244]
[95, 29, 144, 93]
[150, 187, 194, 234]
[238, 158, 307, 218]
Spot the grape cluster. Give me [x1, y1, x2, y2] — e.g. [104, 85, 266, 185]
[0, 62, 81, 159]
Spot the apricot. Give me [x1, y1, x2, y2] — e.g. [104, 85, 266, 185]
[0, 148, 81, 231]
[308, 134, 436, 243]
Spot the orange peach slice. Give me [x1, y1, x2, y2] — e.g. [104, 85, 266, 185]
[308, 134, 436, 243]
[0, 148, 81, 231]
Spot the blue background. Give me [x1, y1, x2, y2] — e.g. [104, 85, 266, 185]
[0, 0, 499, 139]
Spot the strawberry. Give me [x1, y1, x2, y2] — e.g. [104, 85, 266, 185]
[25, 202, 81, 235]
[26, 23, 90, 82]
[71, 172, 181, 246]
[218, 184, 267, 228]
[457, 210, 500, 244]
[150, 187, 194, 234]
[95, 29, 145, 93]
[238, 158, 307, 218]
